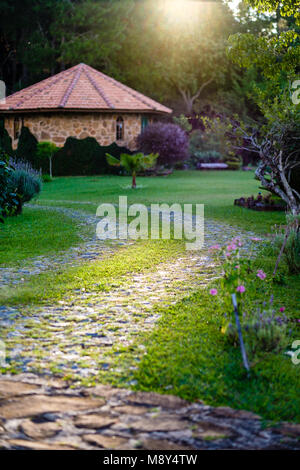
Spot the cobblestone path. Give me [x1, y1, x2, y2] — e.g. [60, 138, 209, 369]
[0, 375, 299, 450]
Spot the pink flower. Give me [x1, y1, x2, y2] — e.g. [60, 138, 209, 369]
[225, 252, 232, 257]
[235, 265, 240, 269]
[210, 288, 218, 296]
[257, 269, 267, 280]
[209, 244, 221, 251]
[279, 307, 285, 313]
[227, 244, 237, 251]
[236, 285, 246, 293]
[251, 237, 262, 242]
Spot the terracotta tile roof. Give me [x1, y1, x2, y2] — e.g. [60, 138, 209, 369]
[0, 63, 172, 115]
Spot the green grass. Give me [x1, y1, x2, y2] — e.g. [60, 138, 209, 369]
[133, 252, 300, 423]
[0, 239, 186, 305]
[35, 171, 285, 233]
[0, 207, 80, 266]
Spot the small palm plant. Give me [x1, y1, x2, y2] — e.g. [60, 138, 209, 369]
[106, 152, 158, 188]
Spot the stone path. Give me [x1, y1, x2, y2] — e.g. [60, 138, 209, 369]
[0, 375, 299, 450]
[0, 204, 262, 382]
[0, 204, 131, 287]
[0, 251, 219, 382]
[0, 202, 261, 287]
[0, 203, 280, 450]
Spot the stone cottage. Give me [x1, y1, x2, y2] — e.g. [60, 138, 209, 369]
[0, 63, 172, 150]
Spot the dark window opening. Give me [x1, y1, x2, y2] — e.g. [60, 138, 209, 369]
[141, 116, 149, 131]
[116, 116, 124, 140]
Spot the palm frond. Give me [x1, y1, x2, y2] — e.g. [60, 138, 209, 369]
[106, 153, 121, 167]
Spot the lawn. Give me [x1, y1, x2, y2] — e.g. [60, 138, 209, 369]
[0, 207, 81, 266]
[35, 171, 285, 233]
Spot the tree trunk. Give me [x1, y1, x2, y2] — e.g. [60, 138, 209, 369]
[132, 172, 136, 189]
[49, 156, 52, 179]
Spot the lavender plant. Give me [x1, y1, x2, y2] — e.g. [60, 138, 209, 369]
[208, 239, 290, 356]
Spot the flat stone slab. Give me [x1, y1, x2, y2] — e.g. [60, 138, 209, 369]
[0, 394, 105, 419]
[0, 375, 299, 450]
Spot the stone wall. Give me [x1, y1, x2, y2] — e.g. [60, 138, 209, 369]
[4, 112, 151, 151]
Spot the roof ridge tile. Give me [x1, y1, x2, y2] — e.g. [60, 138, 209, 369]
[59, 64, 83, 108]
[83, 67, 114, 109]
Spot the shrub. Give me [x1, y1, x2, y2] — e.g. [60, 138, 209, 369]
[188, 130, 206, 157]
[188, 150, 222, 168]
[0, 150, 20, 222]
[188, 127, 228, 159]
[0, 120, 13, 156]
[225, 155, 242, 170]
[224, 302, 290, 355]
[8, 158, 42, 212]
[274, 223, 300, 275]
[284, 228, 300, 275]
[53, 137, 132, 176]
[173, 114, 192, 133]
[42, 174, 52, 183]
[137, 123, 189, 166]
[16, 127, 38, 168]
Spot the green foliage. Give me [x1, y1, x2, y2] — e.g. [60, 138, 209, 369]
[172, 114, 192, 133]
[275, 224, 300, 275]
[245, 0, 300, 24]
[188, 128, 232, 161]
[199, 116, 240, 161]
[52, 0, 132, 73]
[106, 152, 158, 188]
[209, 238, 292, 362]
[228, 30, 300, 81]
[225, 155, 242, 171]
[224, 303, 289, 356]
[0, 151, 19, 222]
[53, 137, 131, 176]
[42, 174, 52, 183]
[188, 150, 223, 169]
[7, 169, 42, 208]
[16, 127, 38, 168]
[36, 141, 59, 176]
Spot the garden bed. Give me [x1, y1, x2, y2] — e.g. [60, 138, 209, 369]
[234, 194, 287, 212]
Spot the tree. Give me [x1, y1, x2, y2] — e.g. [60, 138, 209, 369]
[0, 1, 132, 93]
[36, 141, 59, 178]
[52, 0, 132, 72]
[244, 1, 300, 23]
[155, 1, 235, 113]
[114, 0, 237, 113]
[226, 0, 300, 212]
[106, 152, 158, 188]
[239, 115, 300, 216]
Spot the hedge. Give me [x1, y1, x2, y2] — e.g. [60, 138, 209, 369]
[53, 137, 132, 176]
